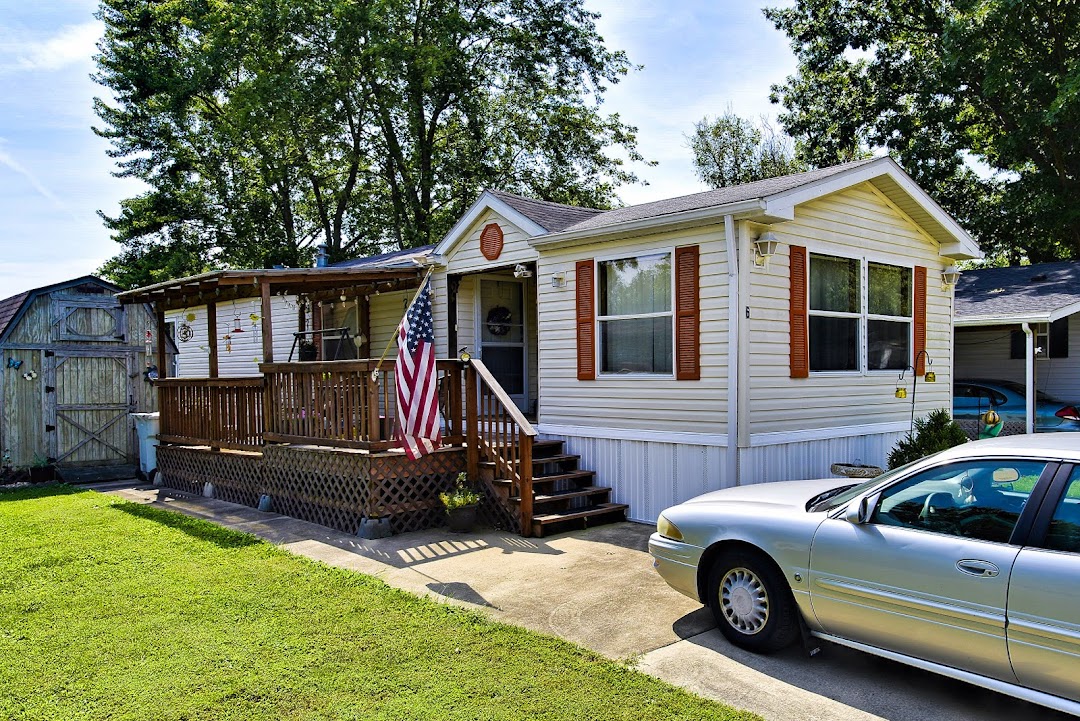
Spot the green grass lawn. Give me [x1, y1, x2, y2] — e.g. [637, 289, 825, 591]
[0, 485, 758, 721]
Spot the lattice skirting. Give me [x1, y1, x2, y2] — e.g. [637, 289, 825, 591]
[156, 444, 467, 535]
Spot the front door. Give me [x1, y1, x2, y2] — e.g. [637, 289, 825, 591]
[477, 278, 528, 412]
[51, 354, 135, 466]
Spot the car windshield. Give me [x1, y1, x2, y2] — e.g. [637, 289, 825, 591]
[808, 460, 921, 513]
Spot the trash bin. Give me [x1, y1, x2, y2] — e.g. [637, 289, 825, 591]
[131, 412, 160, 476]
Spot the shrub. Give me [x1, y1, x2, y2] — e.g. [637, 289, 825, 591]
[887, 408, 969, 469]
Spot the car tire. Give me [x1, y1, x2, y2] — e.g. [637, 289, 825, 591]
[706, 549, 801, 653]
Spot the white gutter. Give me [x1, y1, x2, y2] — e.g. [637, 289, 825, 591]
[955, 314, 1052, 328]
[1022, 322, 1035, 434]
[528, 199, 770, 250]
[725, 215, 740, 486]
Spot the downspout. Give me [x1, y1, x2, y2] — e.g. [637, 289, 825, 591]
[725, 215, 740, 486]
[1022, 322, 1035, 434]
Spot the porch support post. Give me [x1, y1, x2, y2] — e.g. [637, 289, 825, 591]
[465, 363, 479, 480]
[447, 275, 460, 358]
[206, 301, 219, 378]
[359, 294, 371, 358]
[260, 280, 274, 363]
[155, 305, 168, 380]
[1022, 322, 1035, 434]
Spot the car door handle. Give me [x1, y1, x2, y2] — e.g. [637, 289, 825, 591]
[956, 559, 1000, 578]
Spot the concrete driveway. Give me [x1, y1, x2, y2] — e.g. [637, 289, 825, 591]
[100, 481, 1070, 721]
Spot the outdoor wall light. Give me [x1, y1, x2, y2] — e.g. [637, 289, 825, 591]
[941, 266, 961, 290]
[513, 263, 533, 278]
[753, 232, 782, 265]
[551, 271, 566, 288]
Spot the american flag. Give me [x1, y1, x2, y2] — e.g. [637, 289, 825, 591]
[395, 279, 443, 459]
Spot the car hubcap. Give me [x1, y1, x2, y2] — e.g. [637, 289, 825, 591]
[720, 567, 769, 635]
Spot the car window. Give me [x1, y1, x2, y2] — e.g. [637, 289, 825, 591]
[1043, 468, 1080, 554]
[871, 460, 1046, 543]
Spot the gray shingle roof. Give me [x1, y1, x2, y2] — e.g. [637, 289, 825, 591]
[333, 244, 435, 268]
[955, 261, 1080, 320]
[487, 190, 604, 233]
[557, 158, 882, 234]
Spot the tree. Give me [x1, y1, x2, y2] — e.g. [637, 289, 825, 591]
[765, 0, 1080, 263]
[93, 0, 646, 286]
[687, 109, 806, 188]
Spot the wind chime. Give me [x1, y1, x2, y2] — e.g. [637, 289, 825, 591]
[144, 323, 159, 381]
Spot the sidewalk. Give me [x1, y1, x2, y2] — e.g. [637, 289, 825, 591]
[93, 480, 1062, 721]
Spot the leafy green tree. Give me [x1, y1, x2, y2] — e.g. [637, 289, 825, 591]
[93, 0, 645, 286]
[687, 109, 806, 188]
[765, 0, 1080, 263]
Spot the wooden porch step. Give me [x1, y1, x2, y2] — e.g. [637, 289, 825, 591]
[479, 453, 581, 470]
[491, 470, 596, 488]
[531, 503, 629, 537]
[509, 485, 613, 505]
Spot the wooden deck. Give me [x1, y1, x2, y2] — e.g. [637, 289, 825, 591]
[153, 358, 624, 537]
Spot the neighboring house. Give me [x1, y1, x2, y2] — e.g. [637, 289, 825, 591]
[346, 156, 980, 522]
[955, 261, 1080, 430]
[0, 276, 170, 469]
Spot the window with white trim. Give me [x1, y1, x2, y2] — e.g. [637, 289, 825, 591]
[809, 254, 911, 372]
[597, 252, 673, 374]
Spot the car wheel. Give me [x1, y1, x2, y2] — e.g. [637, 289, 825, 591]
[707, 549, 800, 653]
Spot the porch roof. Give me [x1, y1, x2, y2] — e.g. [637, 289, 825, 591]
[115, 266, 424, 310]
[954, 261, 1080, 327]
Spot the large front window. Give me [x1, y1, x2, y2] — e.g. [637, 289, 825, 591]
[598, 253, 673, 374]
[809, 254, 911, 372]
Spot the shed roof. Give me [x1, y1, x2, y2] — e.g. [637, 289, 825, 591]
[954, 261, 1080, 326]
[0, 276, 121, 342]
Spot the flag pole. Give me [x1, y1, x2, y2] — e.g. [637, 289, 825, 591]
[371, 266, 435, 381]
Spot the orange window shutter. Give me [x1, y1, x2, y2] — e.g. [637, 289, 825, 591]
[674, 245, 700, 380]
[575, 260, 596, 380]
[914, 266, 927, 375]
[789, 245, 809, 378]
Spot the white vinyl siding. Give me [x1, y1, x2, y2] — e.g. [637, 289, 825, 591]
[535, 225, 729, 435]
[746, 182, 953, 437]
[441, 209, 538, 275]
[166, 297, 300, 377]
[368, 290, 413, 356]
[955, 314, 1080, 403]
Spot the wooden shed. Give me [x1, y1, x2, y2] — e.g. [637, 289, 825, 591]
[0, 276, 171, 471]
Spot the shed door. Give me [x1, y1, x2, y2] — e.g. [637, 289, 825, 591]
[52, 354, 134, 466]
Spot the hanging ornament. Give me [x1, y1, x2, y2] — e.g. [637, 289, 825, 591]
[185, 311, 197, 323]
[178, 323, 194, 343]
[232, 315, 246, 333]
[22, 369, 38, 381]
[224, 333, 233, 353]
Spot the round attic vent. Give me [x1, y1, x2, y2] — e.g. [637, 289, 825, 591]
[480, 223, 504, 261]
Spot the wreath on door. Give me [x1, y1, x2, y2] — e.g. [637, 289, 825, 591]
[486, 306, 512, 336]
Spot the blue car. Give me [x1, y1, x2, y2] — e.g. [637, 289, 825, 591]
[954, 379, 1080, 431]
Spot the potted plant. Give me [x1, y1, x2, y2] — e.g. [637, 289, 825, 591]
[28, 454, 55, 483]
[440, 472, 481, 533]
[298, 339, 318, 362]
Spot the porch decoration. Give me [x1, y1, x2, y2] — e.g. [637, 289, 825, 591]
[485, 306, 512, 335]
[177, 323, 194, 342]
[894, 350, 936, 434]
[441, 472, 481, 532]
[6, 358, 22, 370]
[21, 369, 37, 381]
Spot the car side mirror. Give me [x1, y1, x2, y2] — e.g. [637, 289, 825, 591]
[844, 493, 878, 525]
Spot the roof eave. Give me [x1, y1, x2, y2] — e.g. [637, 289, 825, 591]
[433, 191, 548, 258]
[527, 199, 770, 250]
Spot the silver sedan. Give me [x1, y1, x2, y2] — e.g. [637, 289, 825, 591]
[649, 433, 1080, 717]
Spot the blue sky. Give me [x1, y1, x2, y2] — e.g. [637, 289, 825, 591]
[0, 1, 796, 296]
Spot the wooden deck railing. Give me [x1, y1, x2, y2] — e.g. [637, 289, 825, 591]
[465, 359, 538, 535]
[259, 359, 467, 451]
[155, 358, 534, 532]
[156, 377, 265, 451]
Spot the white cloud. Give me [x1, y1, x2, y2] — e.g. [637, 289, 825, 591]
[3, 21, 100, 73]
[0, 144, 66, 209]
